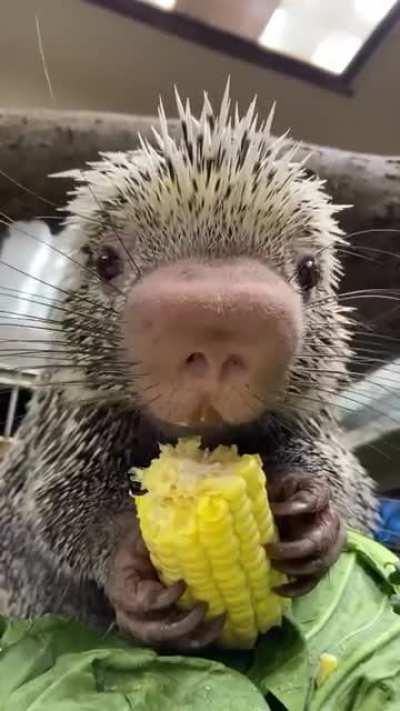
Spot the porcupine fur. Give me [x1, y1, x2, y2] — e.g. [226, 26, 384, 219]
[0, 83, 378, 627]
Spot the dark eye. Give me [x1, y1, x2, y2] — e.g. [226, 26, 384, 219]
[297, 255, 320, 292]
[96, 245, 123, 281]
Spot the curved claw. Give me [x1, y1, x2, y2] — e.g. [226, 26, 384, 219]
[165, 614, 226, 653]
[272, 553, 334, 577]
[274, 574, 321, 597]
[116, 602, 208, 644]
[116, 579, 186, 614]
[268, 475, 330, 517]
[265, 472, 346, 598]
[270, 514, 346, 594]
[267, 508, 343, 561]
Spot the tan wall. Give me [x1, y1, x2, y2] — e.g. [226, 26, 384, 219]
[0, 0, 399, 154]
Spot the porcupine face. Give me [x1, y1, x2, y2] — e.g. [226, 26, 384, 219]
[59, 82, 351, 429]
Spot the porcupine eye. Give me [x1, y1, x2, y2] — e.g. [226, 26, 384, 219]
[297, 255, 320, 292]
[95, 245, 123, 281]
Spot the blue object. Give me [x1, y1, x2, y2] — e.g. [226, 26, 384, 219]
[375, 497, 400, 551]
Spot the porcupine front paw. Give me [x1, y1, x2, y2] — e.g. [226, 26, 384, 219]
[105, 513, 225, 651]
[265, 473, 345, 596]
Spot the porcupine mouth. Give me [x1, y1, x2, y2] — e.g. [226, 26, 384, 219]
[147, 408, 275, 455]
[136, 383, 278, 455]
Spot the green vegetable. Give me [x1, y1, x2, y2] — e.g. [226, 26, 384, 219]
[0, 616, 268, 711]
[1, 531, 400, 711]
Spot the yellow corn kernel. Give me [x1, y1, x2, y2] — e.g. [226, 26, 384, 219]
[132, 437, 289, 649]
[316, 653, 339, 687]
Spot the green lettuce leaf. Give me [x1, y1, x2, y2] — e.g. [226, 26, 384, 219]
[299, 535, 400, 711]
[1, 533, 400, 711]
[249, 618, 310, 711]
[0, 615, 268, 711]
[230, 533, 400, 710]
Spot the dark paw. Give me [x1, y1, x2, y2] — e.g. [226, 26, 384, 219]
[107, 516, 225, 650]
[266, 474, 346, 597]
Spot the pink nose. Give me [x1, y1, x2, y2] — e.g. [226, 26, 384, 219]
[122, 259, 303, 425]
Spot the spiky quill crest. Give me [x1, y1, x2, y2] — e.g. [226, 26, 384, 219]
[55, 81, 352, 422]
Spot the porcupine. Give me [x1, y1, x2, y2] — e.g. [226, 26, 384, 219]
[0, 84, 378, 650]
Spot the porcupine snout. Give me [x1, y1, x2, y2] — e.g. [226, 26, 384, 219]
[121, 258, 304, 426]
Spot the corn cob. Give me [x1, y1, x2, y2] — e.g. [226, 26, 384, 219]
[132, 437, 289, 649]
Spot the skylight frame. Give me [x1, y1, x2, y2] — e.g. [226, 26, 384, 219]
[86, 0, 400, 95]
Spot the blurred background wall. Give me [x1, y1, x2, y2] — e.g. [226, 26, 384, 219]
[0, 0, 399, 153]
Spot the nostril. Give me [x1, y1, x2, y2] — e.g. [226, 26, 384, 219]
[221, 355, 246, 380]
[184, 353, 246, 380]
[185, 352, 209, 377]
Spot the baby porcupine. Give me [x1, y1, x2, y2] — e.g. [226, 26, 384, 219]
[0, 84, 377, 648]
